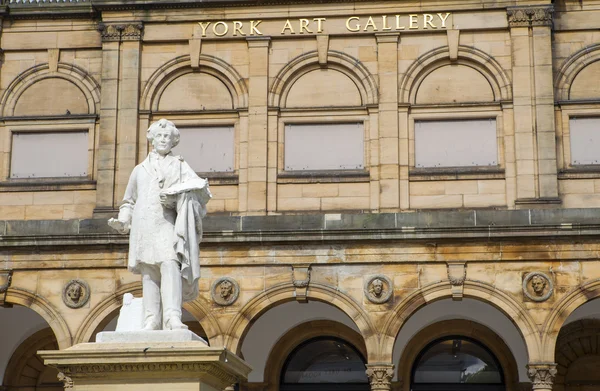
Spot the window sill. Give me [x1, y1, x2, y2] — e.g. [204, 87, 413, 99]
[559, 166, 600, 179]
[409, 167, 505, 181]
[0, 179, 96, 192]
[278, 170, 370, 184]
[199, 172, 239, 185]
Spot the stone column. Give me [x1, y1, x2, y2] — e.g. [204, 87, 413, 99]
[114, 23, 143, 207]
[94, 23, 122, 215]
[366, 364, 395, 391]
[376, 33, 400, 212]
[245, 37, 270, 213]
[507, 6, 559, 206]
[94, 22, 143, 216]
[527, 363, 557, 391]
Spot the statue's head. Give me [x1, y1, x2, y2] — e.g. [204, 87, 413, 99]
[219, 280, 233, 300]
[531, 274, 547, 295]
[67, 283, 83, 302]
[371, 278, 384, 297]
[147, 119, 181, 155]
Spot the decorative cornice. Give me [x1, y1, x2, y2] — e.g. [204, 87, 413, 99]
[365, 364, 394, 391]
[61, 362, 239, 385]
[527, 363, 557, 390]
[507, 6, 553, 28]
[97, 22, 143, 42]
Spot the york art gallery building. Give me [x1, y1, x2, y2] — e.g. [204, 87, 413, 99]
[1, 0, 600, 390]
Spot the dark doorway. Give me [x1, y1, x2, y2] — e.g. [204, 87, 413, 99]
[280, 337, 370, 391]
[411, 336, 505, 391]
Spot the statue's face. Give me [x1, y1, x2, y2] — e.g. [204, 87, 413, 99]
[531, 276, 546, 294]
[67, 284, 82, 302]
[220, 282, 233, 299]
[152, 128, 175, 155]
[372, 280, 383, 296]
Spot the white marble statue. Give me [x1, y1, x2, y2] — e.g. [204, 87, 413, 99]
[108, 119, 211, 331]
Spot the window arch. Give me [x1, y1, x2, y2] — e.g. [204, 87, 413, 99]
[411, 336, 505, 391]
[280, 337, 369, 391]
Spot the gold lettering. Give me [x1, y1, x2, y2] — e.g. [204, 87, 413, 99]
[424, 14, 436, 28]
[395, 15, 406, 29]
[281, 19, 295, 34]
[437, 12, 451, 28]
[299, 18, 313, 33]
[346, 16, 360, 32]
[363, 16, 378, 31]
[213, 21, 228, 36]
[381, 15, 392, 30]
[233, 21, 246, 36]
[313, 18, 326, 33]
[250, 20, 263, 35]
[199, 22, 211, 37]
[409, 14, 419, 29]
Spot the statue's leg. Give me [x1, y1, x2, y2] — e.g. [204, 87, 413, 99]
[140, 264, 162, 330]
[161, 259, 188, 330]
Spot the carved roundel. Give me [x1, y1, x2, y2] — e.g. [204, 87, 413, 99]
[62, 279, 91, 309]
[364, 275, 393, 304]
[522, 272, 553, 302]
[211, 277, 240, 306]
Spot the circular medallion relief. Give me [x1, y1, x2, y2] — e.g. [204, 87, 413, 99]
[364, 275, 393, 304]
[522, 272, 553, 302]
[62, 279, 90, 309]
[211, 277, 240, 306]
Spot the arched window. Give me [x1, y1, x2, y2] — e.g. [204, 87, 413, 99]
[411, 336, 505, 391]
[280, 337, 369, 391]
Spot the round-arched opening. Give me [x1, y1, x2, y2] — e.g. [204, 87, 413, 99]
[411, 336, 505, 391]
[280, 337, 369, 391]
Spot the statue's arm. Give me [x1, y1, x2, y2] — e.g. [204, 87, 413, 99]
[108, 167, 138, 234]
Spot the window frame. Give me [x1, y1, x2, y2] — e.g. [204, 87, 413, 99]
[277, 108, 371, 184]
[408, 105, 505, 181]
[1, 116, 97, 191]
[557, 102, 600, 179]
[149, 111, 240, 185]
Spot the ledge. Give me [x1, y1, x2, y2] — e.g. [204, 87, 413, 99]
[277, 170, 370, 184]
[1, 208, 600, 247]
[409, 167, 505, 181]
[0, 179, 96, 192]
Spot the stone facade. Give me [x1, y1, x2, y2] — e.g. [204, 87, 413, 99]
[1, 0, 600, 391]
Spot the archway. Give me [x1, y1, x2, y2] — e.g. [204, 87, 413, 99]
[411, 336, 505, 391]
[280, 336, 369, 391]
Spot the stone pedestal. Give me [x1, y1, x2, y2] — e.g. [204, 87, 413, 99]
[38, 340, 251, 391]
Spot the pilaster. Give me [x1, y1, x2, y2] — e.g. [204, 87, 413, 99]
[507, 6, 559, 206]
[527, 363, 557, 391]
[376, 33, 400, 211]
[366, 364, 394, 391]
[246, 37, 270, 213]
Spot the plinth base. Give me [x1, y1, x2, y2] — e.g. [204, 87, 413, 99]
[96, 329, 208, 344]
[38, 341, 251, 391]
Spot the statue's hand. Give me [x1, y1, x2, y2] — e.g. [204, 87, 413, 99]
[108, 218, 130, 234]
[159, 193, 177, 209]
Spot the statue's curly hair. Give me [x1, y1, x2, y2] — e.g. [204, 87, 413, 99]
[147, 118, 181, 147]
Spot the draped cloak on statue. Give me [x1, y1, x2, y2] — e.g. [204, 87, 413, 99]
[118, 151, 211, 302]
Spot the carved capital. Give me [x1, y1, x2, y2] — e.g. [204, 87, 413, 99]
[0, 271, 13, 306]
[121, 23, 144, 41]
[98, 22, 143, 42]
[507, 6, 553, 28]
[527, 363, 557, 390]
[365, 364, 394, 391]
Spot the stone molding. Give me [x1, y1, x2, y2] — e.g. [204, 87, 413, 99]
[507, 6, 553, 28]
[366, 364, 395, 391]
[527, 363, 557, 390]
[364, 275, 393, 304]
[62, 279, 90, 309]
[522, 272, 553, 302]
[211, 277, 240, 306]
[98, 22, 143, 42]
